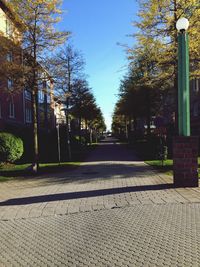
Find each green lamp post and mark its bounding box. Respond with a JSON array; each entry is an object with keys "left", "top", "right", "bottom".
[
  {"left": 176, "top": 17, "right": 190, "bottom": 136},
  {"left": 173, "top": 18, "right": 198, "bottom": 188}
]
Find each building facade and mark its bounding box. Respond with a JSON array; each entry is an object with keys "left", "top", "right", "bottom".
[
  {"left": 0, "top": 0, "right": 56, "bottom": 134},
  {"left": 190, "top": 78, "right": 200, "bottom": 135}
]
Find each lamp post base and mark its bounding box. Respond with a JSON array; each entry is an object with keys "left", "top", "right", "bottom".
[{"left": 173, "top": 136, "right": 199, "bottom": 187}]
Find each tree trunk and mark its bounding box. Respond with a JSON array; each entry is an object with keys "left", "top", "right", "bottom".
[
  {"left": 133, "top": 116, "right": 137, "bottom": 131},
  {"left": 95, "top": 129, "right": 98, "bottom": 143},
  {"left": 89, "top": 128, "right": 92, "bottom": 144},
  {"left": 85, "top": 119, "right": 88, "bottom": 130},
  {"left": 44, "top": 91, "right": 48, "bottom": 130},
  {"left": 146, "top": 88, "right": 151, "bottom": 138},
  {"left": 78, "top": 116, "right": 82, "bottom": 145},
  {"left": 32, "top": 89, "right": 39, "bottom": 173},
  {"left": 125, "top": 117, "right": 128, "bottom": 140},
  {"left": 85, "top": 119, "right": 88, "bottom": 145},
  {"left": 66, "top": 58, "right": 72, "bottom": 159},
  {"left": 66, "top": 97, "right": 71, "bottom": 161}
]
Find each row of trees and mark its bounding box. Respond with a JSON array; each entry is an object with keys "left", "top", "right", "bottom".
[
  {"left": 112, "top": 0, "right": 200, "bottom": 139},
  {"left": 45, "top": 43, "right": 106, "bottom": 161},
  {"left": 0, "top": 0, "right": 105, "bottom": 171},
  {"left": 49, "top": 44, "right": 106, "bottom": 152}
]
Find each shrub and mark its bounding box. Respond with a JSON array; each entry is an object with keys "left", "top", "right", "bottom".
[{"left": 0, "top": 132, "right": 24, "bottom": 163}]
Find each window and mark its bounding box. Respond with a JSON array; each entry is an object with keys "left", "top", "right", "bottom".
[
  {"left": 43, "top": 80, "right": 47, "bottom": 89},
  {"left": 46, "top": 80, "right": 51, "bottom": 104},
  {"left": 9, "top": 102, "right": 15, "bottom": 118},
  {"left": 38, "top": 90, "right": 44, "bottom": 103},
  {"left": 25, "top": 90, "right": 31, "bottom": 100},
  {"left": 25, "top": 108, "right": 32, "bottom": 123},
  {"left": 7, "top": 52, "right": 13, "bottom": 62},
  {"left": 7, "top": 78, "right": 14, "bottom": 90},
  {"left": 192, "top": 78, "right": 200, "bottom": 93},
  {"left": 193, "top": 102, "right": 200, "bottom": 117},
  {"left": 6, "top": 19, "right": 13, "bottom": 37},
  {"left": 196, "top": 79, "right": 200, "bottom": 92},
  {"left": 47, "top": 93, "right": 51, "bottom": 104}
]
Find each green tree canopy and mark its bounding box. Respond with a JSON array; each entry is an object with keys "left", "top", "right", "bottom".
[{"left": 7, "top": 0, "right": 69, "bottom": 172}]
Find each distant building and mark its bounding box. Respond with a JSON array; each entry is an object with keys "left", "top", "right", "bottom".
[
  {"left": 153, "top": 77, "right": 200, "bottom": 138},
  {"left": 54, "top": 98, "right": 66, "bottom": 125}
]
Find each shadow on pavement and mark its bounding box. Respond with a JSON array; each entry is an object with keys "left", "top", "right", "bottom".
[
  {"left": 81, "top": 137, "right": 141, "bottom": 162},
  {"left": 0, "top": 183, "right": 174, "bottom": 206},
  {"left": 22, "top": 163, "right": 160, "bottom": 185},
  {"left": 85, "top": 143, "right": 140, "bottom": 162}
]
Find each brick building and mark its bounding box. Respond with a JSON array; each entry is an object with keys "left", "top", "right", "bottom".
[
  {"left": 0, "top": 0, "right": 58, "bottom": 160},
  {"left": 0, "top": 0, "right": 56, "bottom": 131}
]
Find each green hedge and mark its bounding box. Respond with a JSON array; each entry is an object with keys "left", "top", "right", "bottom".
[{"left": 0, "top": 132, "right": 24, "bottom": 163}]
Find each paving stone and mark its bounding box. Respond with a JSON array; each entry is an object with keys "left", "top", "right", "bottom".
[{"left": 0, "top": 142, "right": 200, "bottom": 265}]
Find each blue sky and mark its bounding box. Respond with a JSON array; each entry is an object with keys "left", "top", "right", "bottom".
[{"left": 60, "top": 0, "right": 138, "bottom": 130}]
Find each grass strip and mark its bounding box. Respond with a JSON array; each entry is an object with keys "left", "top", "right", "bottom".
[
  {"left": 0, "top": 162, "right": 81, "bottom": 182},
  {"left": 146, "top": 158, "right": 200, "bottom": 177},
  {"left": 145, "top": 159, "right": 173, "bottom": 176}
]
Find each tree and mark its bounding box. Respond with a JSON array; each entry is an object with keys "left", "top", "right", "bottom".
[
  {"left": 49, "top": 43, "right": 105, "bottom": 149},
  {"left": 70, "top": 80, "right": 105, "bottom": 144},
  {"left": 130, "top": 0, "right": 200, "bottom": 129},
  {"left": 49, "top": 43, "right": 85, "bottom": 159},
  {"left": 8, "top": 0, "right": 69, "bottom": 172},
  {"left": 113, "top": 52, "right": 163, "bottom": 140},
  {"left": 70, "top": 78, "right": 91, "bottom": 143},
  {"left": 90, "top": 108, "right": 106, "bottom": 143},
  {"left": 52, "top": 43, "right": 85, "bottom": 94},
  {"left": 84, "top": 103, "right": 105, "bottom": 144},
  {"left": 0, "top": 132, "right": 23, "bottom": 163}
]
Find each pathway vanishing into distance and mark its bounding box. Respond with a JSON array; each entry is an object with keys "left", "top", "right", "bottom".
[{"left": 1, "top": 137, "right": 200, "bottom": 266}]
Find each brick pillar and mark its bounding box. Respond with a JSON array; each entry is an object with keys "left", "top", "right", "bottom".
[{"left": 173, "top": 136, "right": 199, "bottom": 187}]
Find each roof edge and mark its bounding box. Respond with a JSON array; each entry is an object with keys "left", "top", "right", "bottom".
[{"left": 0, "top": 0, "right": 23, "bottom": 28}]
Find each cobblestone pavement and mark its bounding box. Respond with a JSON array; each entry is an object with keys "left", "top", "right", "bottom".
[
  {"left": 1, "top": 204, "right": 200, "bottom": 266},
  {"left": 1, "top": 139, "right": 200, "bottom": 266}
]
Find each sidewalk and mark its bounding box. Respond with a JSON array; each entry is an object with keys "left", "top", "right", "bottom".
[{"left": 0, "top": 138, "right": 200, "bottom": 266}]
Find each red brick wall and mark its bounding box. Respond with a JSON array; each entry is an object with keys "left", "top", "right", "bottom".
[
  {"left": 0, "top": 87, "right": 24, "bottom": 129},
  {"left": 173, "top": 136, "right": 199, "bottom": 187}
]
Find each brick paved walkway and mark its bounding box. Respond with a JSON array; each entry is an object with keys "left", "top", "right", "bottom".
[{"left": 1, "top": 138, "right": 200, "bottom": 266}]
